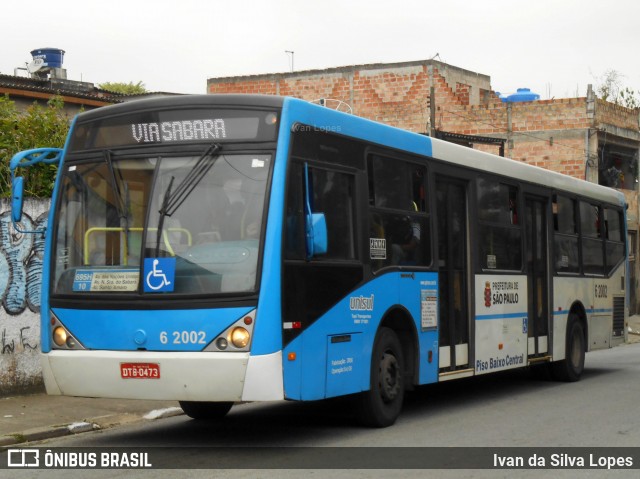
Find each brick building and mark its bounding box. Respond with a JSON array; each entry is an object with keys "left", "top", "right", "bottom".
[{"left": 208, "top": 59, "right": 640, "bottom": 312}]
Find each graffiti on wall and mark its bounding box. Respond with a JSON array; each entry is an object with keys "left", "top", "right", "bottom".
[
  {"left": 0, "top": 210, "right": 47, "bottom": 315},
  {"left": 0, "top": 209, "right": 47, "bottom": 361},
  {"left": 1, "top": 326, "right": 38, "bottom": 355}
]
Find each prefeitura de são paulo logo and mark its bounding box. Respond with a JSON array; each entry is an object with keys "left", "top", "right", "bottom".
[{"left": 484, "top": 281, "right": 492, "bottom": 308}]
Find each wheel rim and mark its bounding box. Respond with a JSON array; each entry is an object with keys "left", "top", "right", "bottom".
[{"left": 379, "top": 350, "right": 400, "bottom": 403}]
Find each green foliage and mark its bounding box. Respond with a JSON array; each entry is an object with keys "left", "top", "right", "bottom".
[
  {"left": 0, "top": 94, "right": 71, "bottom": 198},
  {"left": 98, "top": 81, "right": 148, "bottom": 95}
]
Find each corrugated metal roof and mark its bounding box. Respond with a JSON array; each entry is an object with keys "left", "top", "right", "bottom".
[
  {"left": 0, "top": 74, "right": 182, "bottom": 104},
  {"left": 0, "top": 73, "right": 124, "bottom": 103}
]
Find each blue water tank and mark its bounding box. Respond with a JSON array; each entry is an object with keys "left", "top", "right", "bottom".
[
  {"left": 503, "top": 88, "right": 540, "bottom": 103},
  {"left": 30, "top": 48, "right": 65, "bottom": 69}
]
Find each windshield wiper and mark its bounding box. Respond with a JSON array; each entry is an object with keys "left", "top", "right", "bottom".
[
  {"left": 154, "top": 142, "right": 222, "bottom": 256},
  {"left": 103, "top": 149, "right": 130, "bottom": 255},
  {"left": 155, "top": 176, "right": 175, "bottom": 257}
]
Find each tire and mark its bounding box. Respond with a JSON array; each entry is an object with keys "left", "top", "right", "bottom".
[
  {"left": 551, "top": 315, "right": 585, "bottom": 382},
  {"left": 179, "top": 401, "right": 233, "bottom": 420},
  {"left": 356, "top": 327, "right": 405, "bottom": 427}
]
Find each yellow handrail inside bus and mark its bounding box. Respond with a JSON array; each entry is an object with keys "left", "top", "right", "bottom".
[{"left": 83, "top": 227, "right": 192, "bottom": 265}]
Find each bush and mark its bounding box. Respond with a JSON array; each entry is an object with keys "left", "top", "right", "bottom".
[{"left": 0, "top": 95, "right": 71, "bottom": 198}]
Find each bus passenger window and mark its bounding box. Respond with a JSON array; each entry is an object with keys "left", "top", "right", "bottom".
[
  {"left": 477, "top": 178, "right": 521, "bottom": 270},
  {"left": 604, "top": 207, "right": 625, "bottom": 274},
  {"left": 553, "top": 195, "right": 579, "bottom": 273},
  {"left": 367, "top": 155, "right": 430, "bottom": 269},
  {"left": 580, "top": 201, "right": 604, "bottom": 275},
  {"left": 412, "top": 167, "right": 426, "bottom": 212},
  {"left": 580, "top": 202, "right": 601, "bottom": 238},
  {"left": 553, "top": 195, "right": 577, "bottom": 234}
]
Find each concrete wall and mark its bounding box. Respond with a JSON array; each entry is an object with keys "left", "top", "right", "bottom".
[{"left": 0, "top": 198, "right": 49, "bottom": 395}]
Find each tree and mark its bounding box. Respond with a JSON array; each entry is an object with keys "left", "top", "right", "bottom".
[
  {"left": 0, "top": 95, "right": 71, "bottom": 198},
  {"left": 595, "top": 70, "right": 640, "bottom": 109},
  {"left": 98, "top": 81, "right": 148, "bottom": 95}
]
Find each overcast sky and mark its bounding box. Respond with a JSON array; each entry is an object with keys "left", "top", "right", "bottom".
[{"left": 2, "top": 0, "right": 639, "bottom": 100}]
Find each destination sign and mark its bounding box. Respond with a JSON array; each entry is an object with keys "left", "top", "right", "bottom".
[
  {"left": 131, "top": 118, "right": 230, "bottom": 143},
  {"left": 69, "top": 109, "right": 278, "bottom": 151}
]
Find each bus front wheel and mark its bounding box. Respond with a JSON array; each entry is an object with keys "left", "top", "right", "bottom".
[
  {"left": 551, "top": 315, "right": 585, "bottom": 382},
  {"left": 179, "top": 401, "right": 233, "bottom": 420},
  {"left": 356, "top": 327, "right": 405, "bottom": 427}
]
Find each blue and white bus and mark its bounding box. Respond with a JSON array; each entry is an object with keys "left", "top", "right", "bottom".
[{"left": 11, "top": 95, "right": 628, "bottom": 427}]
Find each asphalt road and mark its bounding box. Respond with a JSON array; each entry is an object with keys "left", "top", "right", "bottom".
[{"left": 4, "top": 342, "right": 640, "bottom": 479}]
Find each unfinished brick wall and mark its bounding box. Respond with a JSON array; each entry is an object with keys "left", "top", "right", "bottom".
[
  {"left": 439, "top": 98, "right": 591, "bottom": 179},
  {"left": 208, "top": 60, "right": 638, "bottom": 185},
  {"left": 596, "top": 99, "right": 639, "bottom": 131},
  {"left": 208, "top": 60, "right": 492, "bottom": 134}
]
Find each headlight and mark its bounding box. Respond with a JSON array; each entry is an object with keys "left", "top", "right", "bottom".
[
  {"left": 49, "top": 313, "right": 85, "bottom": 350},
  {"left": 205, "top": 310, "right": 256, "bottom": 352},
  {"left": 229, "top": 327, "right": 250, "bottom": 349},
  {"left": 52, "top": 327, "right": 68, "bottom": 347}
]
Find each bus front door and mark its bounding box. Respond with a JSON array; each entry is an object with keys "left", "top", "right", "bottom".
[
  {"left": 436, "top": 179, "right": 470, "bottom": 373},
  {"left": 525, "top": 196, "right": 550, "bottom": 359}
]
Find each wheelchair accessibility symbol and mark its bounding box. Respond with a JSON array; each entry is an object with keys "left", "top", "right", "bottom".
[{"left": 143, "top": 258, "right": 176, "bottom": 293}]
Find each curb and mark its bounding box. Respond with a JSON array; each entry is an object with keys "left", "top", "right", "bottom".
[{"left": 0, "top": 407, "right": 184, "bottom": 447}]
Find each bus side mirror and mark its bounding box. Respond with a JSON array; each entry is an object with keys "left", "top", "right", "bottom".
[
  {"left": 306, "top": 212, "right": 327, "bottom": 258},
  {"left": 9, "top": 147, "right": 63, "bottom": 235},
  {"left": 11, "top": 176, "right": 24, "bottom": 224}
]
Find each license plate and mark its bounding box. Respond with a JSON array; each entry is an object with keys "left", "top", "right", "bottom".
[{"left": 120, "top": 362, "right": 160, "bottom": 379}]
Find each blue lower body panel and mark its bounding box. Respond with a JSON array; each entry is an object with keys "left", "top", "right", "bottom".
[{"left": 283, "top": 271, "right": 439, "bottom": 400}]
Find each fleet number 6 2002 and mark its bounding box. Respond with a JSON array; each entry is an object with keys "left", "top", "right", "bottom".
[{"left": 160, "top": 331, "right": 206, "bottom": 345}]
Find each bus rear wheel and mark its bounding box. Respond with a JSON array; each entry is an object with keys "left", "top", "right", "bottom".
[
  {"left": 179, "top": 401, "right": 233, "bottom": 420},
  {"left": 551, "top": 315, "right": 585, "bottom": 382},
  {"left": 356, "top": 327, "right": 404, "bottom": 428}
]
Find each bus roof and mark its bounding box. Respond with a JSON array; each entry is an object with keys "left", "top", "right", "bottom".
[
  {"left": 75, "top": 94, "right": 624, "bottom": 207},
  {"left": 430, "top": 139, "right": 625, "bottom": 207},
  {"left": 282, "top": 96, "right": 626, "bottom": 208},
  {"left": 74, "top": 94, "right": 286, "bottom": 123}
]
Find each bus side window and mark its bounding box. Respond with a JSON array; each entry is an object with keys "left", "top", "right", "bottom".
[
  {"left": 580, "top": 201, "right": 604, "bottom": 275},
  {"left": 367, "top": 155, "right": 430, "bottom": 269},
  {"left": 604, "top": 207, "right": 625, "bottom": 274},
  {"left": 553, "top": 194, "right": 579, "bottom": 273},
  {"left": 476, "top": 178, "right": 521, "bottom": 270},
  {"left": 285, "top": 163, "right": 356, "bottom": 260}
]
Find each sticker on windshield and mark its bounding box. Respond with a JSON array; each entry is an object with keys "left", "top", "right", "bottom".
[
  {"left": 370, "top": 238, "right": 387, "bottom": 260},
  {"left": 73, "top": 269, "right": 139, "bottom": 292},
  {"left": 143, "top": 258, "right": 176, "bottom": 293}
]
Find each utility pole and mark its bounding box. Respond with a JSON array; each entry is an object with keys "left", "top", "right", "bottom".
[
  {"left": 429, "top": 85, "right": 436, "bottom": 138},
  {"left": 428, "top": 64, "right": 436, "bottom": 137},
  {"left": 285, "top": 51, "right": 294, "bottom": 72},
  {"left": 507, "top": 102, "right": 513, "bottom": 158}
]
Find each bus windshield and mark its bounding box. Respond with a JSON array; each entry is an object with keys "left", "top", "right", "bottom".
[{"left": 53, "top": 151, "right": 271, "bottom": 296}]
